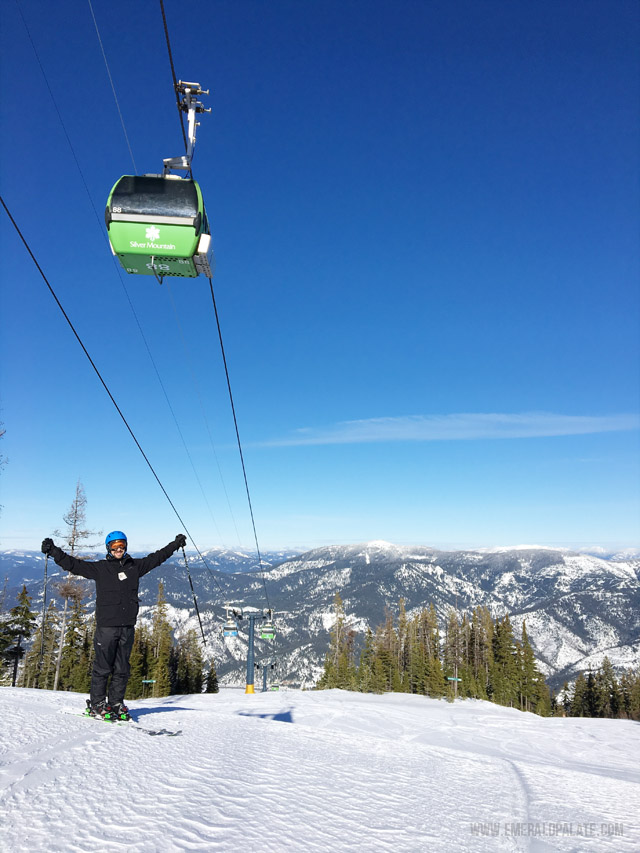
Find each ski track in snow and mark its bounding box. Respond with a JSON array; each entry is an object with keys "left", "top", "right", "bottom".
[{"left": 1, "top": 689, "right": 638, "bottom": 852}]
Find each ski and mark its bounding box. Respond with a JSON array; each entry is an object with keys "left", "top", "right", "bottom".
[
  {"left": 111, "top": 718, "right": 183, "bottom": 737},
  {"left": 62, "top": 709, "right": 183, "bottom": 737},
  {"left": 133, "top": 726, "right": 183, "bottom": 737},
  {"left": 84, "top": 714, "right": 183, "bottom": 737}
]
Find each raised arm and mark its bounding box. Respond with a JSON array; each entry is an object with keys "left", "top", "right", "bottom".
[
  {"left": 41, "top": 538, "right": 98, "bottom": 579},
  {"left": 137, "top": 534, "right": 187, "bottom": 576}
]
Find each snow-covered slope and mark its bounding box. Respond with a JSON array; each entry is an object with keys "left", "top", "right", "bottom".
[{"left": 0, "top": 687, "right": 638, "bottom": 852}]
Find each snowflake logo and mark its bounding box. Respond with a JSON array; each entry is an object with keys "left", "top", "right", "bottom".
[{"left": 146, "top": 226, "right": 160, "bottom": 241}]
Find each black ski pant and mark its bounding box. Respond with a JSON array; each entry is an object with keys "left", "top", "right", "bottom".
[{"left": 91, "top": 625, "right": 135, "bottom": 707}]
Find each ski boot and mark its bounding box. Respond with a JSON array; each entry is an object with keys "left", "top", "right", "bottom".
[
  {"left": 84, "top": 699, "right": 115, "bottom": 721},
  {"left": 110, "top": 701, "right": 132, "bottom": 722}
]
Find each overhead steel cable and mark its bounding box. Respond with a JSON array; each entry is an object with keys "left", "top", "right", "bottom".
[
  {"left": 180, "top": 547, "right": 206, "bottom": 646},
  {"left": 164, "top": 279, "right": 244, "bottom": 546},
  {"left": 207, "top": 278, "right": 272, "bottom": 611},
  {"left": 14, "top": 0, "right": 107, "bottom": 212},
  {"left": 159, "top": 0, "right": 188, "bottom": 154},
  {"left": 17, "top": 0, "right": 240, "bottom": 583},
  {"left": 158, "top": 3, "right": 275, "bottom": 616},
  {"left": 0, "top": 196, "right": 228, "bottom": 617},
  {"left": 126, "top": 287, "right": 233, "bottom": 551},
  {"left": 84, "top": 0, "right": 240, "bottom": 555},
  {"left": 86, "top": 0, "right": 138, "bottom": 173}
]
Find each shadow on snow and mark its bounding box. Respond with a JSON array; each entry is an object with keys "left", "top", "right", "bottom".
[
  {"left": 130, "top": 705, "right": 194, "bottom": 721},
  {"left": 236, "top": 708, "right": 294, "bottom": 724}
]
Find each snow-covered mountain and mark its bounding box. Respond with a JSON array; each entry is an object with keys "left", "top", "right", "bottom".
[
  {"left": 2, "top": 542, "right": 639, "bottom": 689},
  {"left": 0, "top": 546, "right": 300, "bottom": 579}
]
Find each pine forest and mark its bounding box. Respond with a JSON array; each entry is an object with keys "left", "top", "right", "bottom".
[
  {"left": 3, "top": 583, "right": 640, "bottom": 720},
  {"left": 315, "top": 594, "right": 640, "bottom": 720},
  {"left": 0, "top": 581, "right": 218, "bottom": 697}
]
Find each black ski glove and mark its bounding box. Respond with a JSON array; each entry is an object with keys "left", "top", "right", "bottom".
[
  {"left": 174, "top": 533, "right": 187, "bottom": 549},
  {"left": 41, "top": 538, "right": 54, "bottom": 555}
]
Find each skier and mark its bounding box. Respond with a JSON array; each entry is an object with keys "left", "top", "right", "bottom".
[{"left": 41, "top": 530, "right": 187, "bottom": 721}]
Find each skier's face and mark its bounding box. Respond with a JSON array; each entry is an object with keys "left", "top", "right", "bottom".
[{"left": 109, "top": 541, "right": 126, "bottom": 556}]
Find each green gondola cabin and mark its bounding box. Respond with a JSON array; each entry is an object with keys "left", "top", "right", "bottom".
[
  {"left": 105, "top": 174, "right": 214, "bottom": 278},
  {"left": 260, "top": 622, "right": 276, "bottom": 640}
]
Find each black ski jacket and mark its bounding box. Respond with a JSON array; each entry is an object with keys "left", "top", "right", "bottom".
[{"left": 48, "top": 539, "right": 180, "bottom": 627}]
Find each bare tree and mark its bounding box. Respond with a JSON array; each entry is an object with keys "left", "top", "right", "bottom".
[
  {"left": 52, "top": 577, "right": 89, "bottom": 691},
  {"left": 47, "top": 481, "right": 99, "bottom": 690},
  {"left": 53, "top": 480, "right": 101, "bottom": 556}
]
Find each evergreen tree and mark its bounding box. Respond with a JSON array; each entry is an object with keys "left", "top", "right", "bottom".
[
  {"left": 151, "top": 582, "right": 173, "bottom": 697},
  {"left": 420, "top": 605, "right": 446, "bottom": 697},
  {"left": 619, "top": 670, "right": 635, "bottom": 720},
  {"left": 382, "top": 608, "right": 404, "bottom": 692},
  {"left": 7, "top": 585, "right": 37, "bottom": 641},
  {"left": 628, "top": 668, "right": 640, "bottom": 721},
  {"left": 443, "top": 609, "right": 463, "bottom": 698},
  {"left": 489, "top": 615, "right": 518, "bottom": 707},
  {"left": 205, "top": 658, "right": 219, "bottom": 694},
  {"left": 584, "top": 670, "right": 601, "bottom": 717},
  {"left": 476, "top": 606, "right": 494, "bottom": 697},
  {"left": 40, "top": 602, "right": 61, "bottom": 690},
  {"left": 183, "top": 629, "right": 204, "bottom": 694},
  {"left": 357, "top": 628, "right": 376, "bottom": 692},
  {"left": 316, "top": 598, "right": 552, "bottom": 716},
  {"left": 596, "top": 657, "right": 621, "bottom": 718},
  {"left": 369, "top": 613, "right": 399, "bottom": 693},
  {"left": 360, "top": 625, "right": 390, "bottom": 694},
  {"left": 20, "top": 601, "right": 60, "bottom": 689},
  {"left": 0, "top": 613, "right": 14, "bottom": 683},
  {"left": 569, "top": 664, "right": 639, "bottom": 721},
  {"left": 370, "top": 651, "right": 388, "bottom": 694},
  {"left": 0, "top": 612, "right": 11, "bottom": 666},
  {"left": 58, "top": 595, "right": 88, "bottom": 691},
  {"left": 395, "top": 599, "right": 410, "bottom": 691},
  {"left": 169, "top": 645, "right": 181, "bottom": 694},
  {"left": 535, "top": 682, "right": 553, "bottom": 717},
  {"left": 559, "top": 681, "right": 571, "bottom": 717},
  {"left": 70, "top": 620, "right": 93, "bottom": 693},
  {"left": 169, "top": 631, "right": 204, "bottom": 695},
  {"left": 1, "top": 631, "right": 11, "bottom": 686},
  {"left": 317, "top": 594, "right": 357, "bottom": 690},
  {"left": 518, "top": 622, "right": 539, "bottom": 713},
  {"left": 571, "top": 672, "right": 588, "bottom": 716},
  {"left": 52, "top": 577, "right": 88, "bottom": 691},
  {"left": 405, "top": 615, "right": 424, "bottom": 694},
  {"left": 424, "top": 653, "right": 447, "bottom": 699},
  {"left": 455, "top": 615, "right": 475, "bottom": 698},
  {"left": 127, "top": 624, "right": 151, "bottom": 699},
  {"left": 1, "top": 586, "right": 36, "bottom": 686}
]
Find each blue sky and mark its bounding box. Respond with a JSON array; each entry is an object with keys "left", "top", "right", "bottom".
[{"left": 1, "top": 0, "right": 638, "bottom": 553}]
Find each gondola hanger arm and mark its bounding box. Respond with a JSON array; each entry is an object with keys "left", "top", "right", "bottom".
[{"left": 163, "top": 81, "right": 211, "bottom": 174}]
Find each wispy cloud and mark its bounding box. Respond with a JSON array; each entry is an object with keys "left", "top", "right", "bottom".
[{"left": 257, "top": 412, "right": 640, "bottom": 447}]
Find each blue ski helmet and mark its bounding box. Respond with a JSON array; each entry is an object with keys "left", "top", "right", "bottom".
[{"left": 105, "top": 531, "right": 128, "bottom": 552}]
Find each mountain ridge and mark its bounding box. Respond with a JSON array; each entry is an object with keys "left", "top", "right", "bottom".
[{"left": 2, "top": 543, "right": 638, "bottom": 689}]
